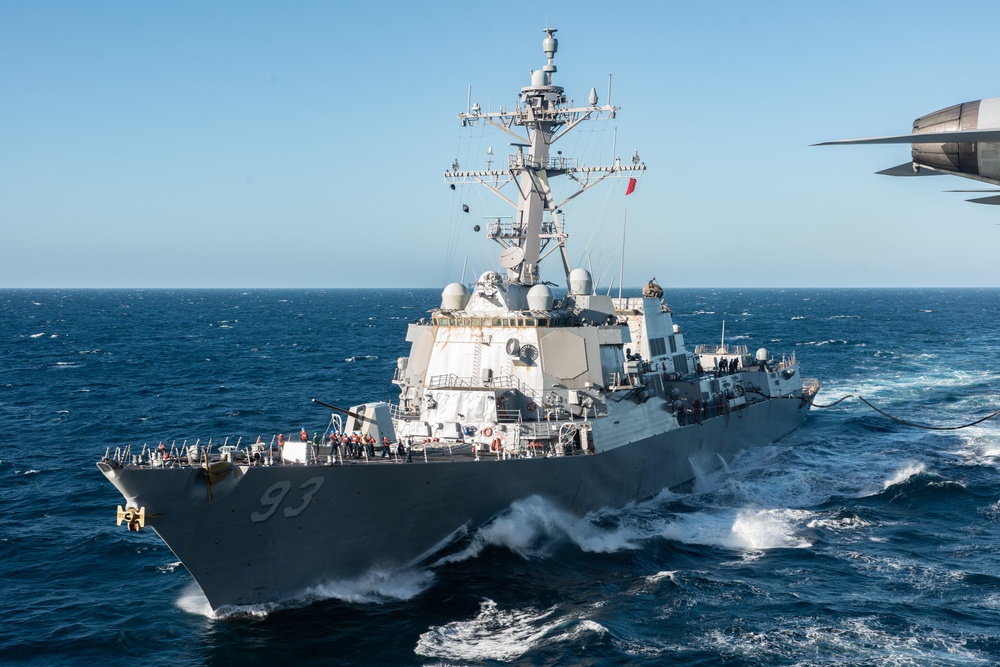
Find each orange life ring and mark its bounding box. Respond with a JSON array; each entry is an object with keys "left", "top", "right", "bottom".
[
  {"left": 526, "top": 401, "right": 537, "bottom": 412},
  {"left": 482, "top": 427, "right": 493, "bottom": 437}
]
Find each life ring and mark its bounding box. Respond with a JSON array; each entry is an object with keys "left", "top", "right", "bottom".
[
  {"left": 526, "top": 401, "right": 537, "bottom": 412},
  {"left": 482, "top": 427, "right": 493, "bottom": 437}
]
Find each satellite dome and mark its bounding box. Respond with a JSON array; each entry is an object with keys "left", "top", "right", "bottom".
[
  {"left": 526, "top": 284, "right": 554, "bottom": 311},
  {"left": 441, "top": 282, "right": 470, "bottom": 310},
  {"left": 568, "top": 268, "right": 593, "bottom": 295},
  {"left": 755, "top": 348, "right": 769, "bottom": 362}
]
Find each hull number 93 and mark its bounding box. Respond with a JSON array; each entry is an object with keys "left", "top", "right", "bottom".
[{"left": 250, "top": 477, "right": 325, "bottom": 523}]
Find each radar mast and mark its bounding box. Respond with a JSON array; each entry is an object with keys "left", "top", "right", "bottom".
[{"left": 446, "top": 28, "right": 646, "bottom": 287}]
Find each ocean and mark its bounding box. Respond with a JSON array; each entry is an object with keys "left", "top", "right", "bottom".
[{"left": 2, "top": 287, "right": 1000, "bottom": 666}]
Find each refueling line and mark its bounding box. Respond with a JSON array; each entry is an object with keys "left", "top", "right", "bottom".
[{"left": 752, "top": 390, "right": 1000, "bottom": 431}]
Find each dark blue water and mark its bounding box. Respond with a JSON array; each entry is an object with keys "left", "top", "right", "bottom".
[{"left": 3, "top": 288, "right": 1000, "bottom": 666}]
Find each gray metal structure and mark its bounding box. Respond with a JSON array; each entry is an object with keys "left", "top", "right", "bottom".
[
  {"left": 817, "top": 97, "right": 1000, "bottom": 204},
  {"left": 99, "top": 29, "right": 819, "bottom": 612}
]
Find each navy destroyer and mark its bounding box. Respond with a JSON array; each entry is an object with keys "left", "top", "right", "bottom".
[{"left": 99, "top": 28, "right": 819, "bottom": 612}]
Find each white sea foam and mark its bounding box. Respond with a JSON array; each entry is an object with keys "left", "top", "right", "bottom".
[
  {"left": 434, "top": 496, "right": 642, "bottom": 566},
  {"left": 702, "top": 614, "right": 987, "bottom": 665},
  {"left": 156, "top": 561, "right": 182, "bottom": 573},
  {"left": 952, "top": 427, "right": 1000, "bottom": 465},
  {"left": 304, "top": 566, "right": 435, "bottom": 604},
  {"left": 414, "top": 598, "right": 607, "bottom": 662},
  {"left": 800, "top": 338, "right": 848, "bottom": 346},
  {"left": 661, "top": 508, "right": 814, "bottom": 550},
  {"left": 178, "top": 566, "right": 436, "bottom": 619},
  {"left": 883, "top": 461, "right": 926, "bottom": 490},
  {"left": 29, "top": 332, "right": 44, "bottom": 338},
  {"left": 847, "top": 368, "right": 1000, "bottom": 403},
  {"left": 806, "top": 514, "right": 871, "bottom": 532},
  {"left": 843, "top": 551, "right": 966, "bottom": 594},
  {"left": 644, "top": 570, "right": 679, "bottom": 585},
  {"left": 176, "top": 583, "right": 218, "bottom": 618}
]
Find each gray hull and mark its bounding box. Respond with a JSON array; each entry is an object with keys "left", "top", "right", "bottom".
[{"left": 98, "top": 396, "right": 810, "bottom": 610}]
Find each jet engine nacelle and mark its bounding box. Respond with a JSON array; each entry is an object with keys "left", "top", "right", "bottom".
[
  {"left": 817, "top": 97, "right": 1000, "bottom": 204},
  {"left": 909, "top": 98, "right": 1000, "bottom": 180}
]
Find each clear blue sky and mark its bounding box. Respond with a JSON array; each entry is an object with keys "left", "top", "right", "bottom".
[{"left": 3, "top": 1, "right": 999, "bottom": 289}]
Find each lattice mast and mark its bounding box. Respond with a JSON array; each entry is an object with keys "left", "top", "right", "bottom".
[{"left": 445, "top": 28, "right": 646, "bottom": 287}]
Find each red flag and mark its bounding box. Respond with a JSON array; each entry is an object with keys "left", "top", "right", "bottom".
[{"left": 625, "top": 178, "right": 637, "bottom": 196}]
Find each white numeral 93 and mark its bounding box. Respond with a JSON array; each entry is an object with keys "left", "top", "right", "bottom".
[{"left": 250, "top": 477, "right": 325, "bottom": 523}]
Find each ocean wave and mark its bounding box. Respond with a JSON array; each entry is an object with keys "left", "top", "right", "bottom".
[
  {"left": 183, "top": 566, "right": 438, "bottom": 619},
  {"left": 433, "top": 495, "right": 643, "bottom": 566},
  {"left": 702, "top": 614, "right": 987, "bottom": 665},
  {"left": 883, "top": 462, "right": 927, "bottom": 490},
  {"left": 643, "top": 570, "right": 680, "bottom": 585},
  {"left": 344, "top": 355, "right": 380, "bottom": 362},
  {"left": 302, "top": 566, "right": 435, "bottom": 605},
  {"left": 414, "top": 598, "right": 607, "bottom": 662},
  {"left": 660, "top": 507, "right": 815, "bottom": 550},
  {"left": 954, "top": 429, "right": 1000, "bottom": 464}
]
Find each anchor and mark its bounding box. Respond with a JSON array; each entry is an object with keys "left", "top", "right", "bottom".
[{"left": 116, "top": 505, "right": 146, "bottom": 531}]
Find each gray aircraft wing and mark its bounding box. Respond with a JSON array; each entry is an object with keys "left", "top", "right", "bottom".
[
  {"left": 943, "top": 189, "right": 1000, "bottom": 205},
  {"left": 875, "top": 162, "right": 944, "bottom": 177},
  {"left": 814, "top": 128, "right": 1000, "bottom": 145}
]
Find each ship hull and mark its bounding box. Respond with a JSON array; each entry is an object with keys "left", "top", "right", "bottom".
[{"left": 99, "top": 396, "right": 810, "bottom": 611}]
